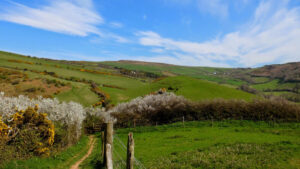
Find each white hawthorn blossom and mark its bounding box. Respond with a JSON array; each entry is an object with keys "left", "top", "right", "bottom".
[
  {"left": 108, "top": 92, "right": 188, "bottom": 116},
  {"left": 0, "top": 92, "right": 86, "bottom": 137}
]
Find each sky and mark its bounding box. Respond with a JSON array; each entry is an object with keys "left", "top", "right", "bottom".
[{"left": 0, "top": 0, "right": 300, "bottom": 68}]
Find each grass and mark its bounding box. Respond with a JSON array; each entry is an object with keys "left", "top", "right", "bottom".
[
  {"left": 1, "top": 136, "right": 90, "bottom": 169},
  {"left": 114, "top": 121, "right": 300, "bottom": 169},
  {"left": 251, "top": 79, "right": 281, "bottom": 90},
  {"left": 0, "top": 51, "right": 255, "bottom": 106},
  {"left": 150, "top": 76, "right": 255, "bottom": 101},
  {"left": 56, "top": 85, "right": 99, "bottom": 107},
  {"left": 79, "top": 133, "right": 102, "bottom": 169},
  {"left": 101, "top": 61, "right": 245, "bottom": 86}
]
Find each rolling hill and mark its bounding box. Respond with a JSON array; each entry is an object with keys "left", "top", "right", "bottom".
[
  {"left": 0, "top": 51, "right": 256, "bottom": 107},
  {"left": 100, "top": 60, "right": 300, "bottom": 103}
]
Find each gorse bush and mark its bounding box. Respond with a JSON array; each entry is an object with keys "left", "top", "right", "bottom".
[
  {"left": 0, "top": 106, "right": 55, "bottom": 163},
  {"left": 0, "top": 92, "right": 85, "bottom": 140},
  {"left": 110, "top": 92, "right": 300, "bottom": 127}
]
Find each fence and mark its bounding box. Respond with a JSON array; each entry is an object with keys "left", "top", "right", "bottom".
[{"left": 101, "top": 121, "right": 146, "bottom": 169}]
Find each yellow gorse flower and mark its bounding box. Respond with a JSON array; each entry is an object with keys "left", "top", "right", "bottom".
[{"left": 7, "top": 107, "right": 55, "bottom": 156}]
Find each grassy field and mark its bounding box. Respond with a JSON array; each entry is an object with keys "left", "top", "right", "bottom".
[
  {"left": 150, "top": 76, "right": 255, "bottom": 101},
  {"left": 2, "top": 136, "right": 90, "bottom": 169},
  {"left": 2, "top": 121, "right": 299, "bottom": 169},
  {"left": 101, "top": 60, "right": 299, "bottom": 103},
  {"left": 0, "top": 51, "right": 255, "bottom": 106},
  {"left": 112, "top": 121, "right": 300, "bottom": 169},
  {"left": 101, "top": 61, "right": 245, "bottom": 86}
]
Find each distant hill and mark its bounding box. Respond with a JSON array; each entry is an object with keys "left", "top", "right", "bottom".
[
  {"left": 101, "top": 60, "right": 300, "bottom": 103},
  {"left": 251, "top": 62, "right": 300, "bottom": 82},
  {"left": 0, "top": 51, "right": 257, "bottom": 106}
]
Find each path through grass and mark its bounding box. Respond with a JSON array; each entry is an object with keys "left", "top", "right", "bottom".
[{"left": 2, "top": 136, "right": 91, "bottom": 169}]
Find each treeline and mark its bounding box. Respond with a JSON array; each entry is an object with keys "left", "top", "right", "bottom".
[{"left": 108, "top": 92, "right": 300, "bottom": 127}]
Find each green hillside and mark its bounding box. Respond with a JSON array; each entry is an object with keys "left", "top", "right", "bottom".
[
  {"left": 0, "top": 51, "right": 255, "bottom": 106},
  {"left": 101, "top": 60, "right": 300, "bottom": 103},
  {"left": 150, "top": 76, "right": 254, "bottom": 101}
]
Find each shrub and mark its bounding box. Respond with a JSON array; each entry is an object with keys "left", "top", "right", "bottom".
[
  {"left": 0, "top": 92, "right": 86, "bottom": 143},
  {"left": 24, "top": 87, "right": 37, "bottom": 93},
  {"left": 0, "top": 106, "right": 55, "bottom": 163},
  {"left": 109, "top": 92, "right": 300, "bottom": 127}
]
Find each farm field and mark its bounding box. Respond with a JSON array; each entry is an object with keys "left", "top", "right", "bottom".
[
  {"left": 3, "top": 121, "right": 299, "bottom": 169},
  {"left": 101, "top": 60, "right": 300, "bottom": 102},
  {"left": 113, "top": 121, "right": 300, "bottom": 169},
  {"left": 0, "top": 50, "right": 299, "bottom": 169},
  {"left": 1, "top": 1, "right": 300, "bottom": 168},
  {"left": 0, "top": 51, "right": 255, "bottom": 105}
]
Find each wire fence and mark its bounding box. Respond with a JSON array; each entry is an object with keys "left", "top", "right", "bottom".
[{"left": 113, "top": 134, "right": 147, "bottom": 169}]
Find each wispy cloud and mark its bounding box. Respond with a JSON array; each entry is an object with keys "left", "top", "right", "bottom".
[
  {"left": 109, "top": 22, "right": 123, "bottom": 28},
  {"left": 0, "top": 0, "right": 128, "bottom": 42},
  {"left": 0, "top": 0, "right": 103, "bottom": 36},
  {"left": 197, "top": 0, "right": 228, "bottom": 18},
  {"left": 136, "top": 0, "right": 300, "bottom": 67}
]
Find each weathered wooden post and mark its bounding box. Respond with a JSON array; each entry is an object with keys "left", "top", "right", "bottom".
[
  {"left": 106, "top": 144, "right": 113, "bottom": 169},
  {"left": 101, "top": 131, "right": 105, "bottom": 158},
  {"left": 105, "top": 121, "right": 113, "bottom": 169},
  {"left": 126, "top": 132, "right": 134, "bottom": 169}
]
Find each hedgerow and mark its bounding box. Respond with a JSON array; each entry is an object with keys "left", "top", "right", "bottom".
[{"left": 109, "top": 92, "right": 300, "bottom": 127}]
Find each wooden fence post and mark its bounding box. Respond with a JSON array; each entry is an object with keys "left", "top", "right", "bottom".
[
  {"left": 105, "top": 121, "right": 113, "bottom": 169},
  {"left": 101, "top": 131, "right": 105, "bottom": 158},
  {"left": 126, "top": 132, "right": 134, "bottom": 169},
  {"left": 106, "top": 144, "right": 113, "bottom": 169}
]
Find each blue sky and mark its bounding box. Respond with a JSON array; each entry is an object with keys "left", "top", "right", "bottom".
[{"left": 0, "top": 0, "right": 299, "bottom": 67}]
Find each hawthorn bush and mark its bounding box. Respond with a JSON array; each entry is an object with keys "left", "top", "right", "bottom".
[{"left": 109, "top": 92, "right": 300, "bottom": 127}]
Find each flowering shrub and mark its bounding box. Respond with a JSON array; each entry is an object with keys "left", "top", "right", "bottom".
[
  {"left": 109, "top": 92, "right": 300, "bottom": 127},
  {"left": 0, "top": 92, "right": 85, "bottom": 140},
  {"left": 108, "top": 92, "right": 190, "bottom": 126},
  {"left": 0, "top": 116, "right": 10, "bottom": 140},
  {"left": 9, "top": 106, "right": 55, "bottom": 155}
]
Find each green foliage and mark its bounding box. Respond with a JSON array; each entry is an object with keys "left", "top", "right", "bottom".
[
  {"left": 0, "top": 106, "right": 55, "bottom": 164},
  {"left": 113, "top": 94, "right": 300, "bottom": 127}
]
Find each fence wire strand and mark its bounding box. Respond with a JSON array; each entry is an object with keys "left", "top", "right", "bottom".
[{"left": 113, "top": 134, "right": 147, "bottom": 169}]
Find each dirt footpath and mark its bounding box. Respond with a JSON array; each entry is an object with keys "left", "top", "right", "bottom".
[{"left": 70, "top": 135, "right": 96, "bottom": 169}]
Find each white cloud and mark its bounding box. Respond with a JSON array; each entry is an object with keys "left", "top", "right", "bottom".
[
  {"left": 197, "top": 0, "right": 228, "bottom": 18},
  {"left": 0, "top": 0, "right": 129, "bottom": 42},
  {"left": 164, "top": 0, "right": 229, "bottom": 18},
  {"left": 136, "top": 1, "right": 300, "bottom": 67},
  {"left": 109, "top": 22, "right": 123, "bottom": 28},
  {"left": 151, "top": 48, "right": 165, "bottom": 53},
  {"left": 0, "top": 0, "right": 103, "bottom": 36}
]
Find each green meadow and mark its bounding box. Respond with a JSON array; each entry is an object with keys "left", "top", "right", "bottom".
[
  {"left": 3, "top": 121, "right": 299, "bottom": 169},
  {"left": 0, "top": 51, "right": 255, "bottom": 105},
  {"left": 112, "top": 121, "right": 300, "bottom": 169},
  {"left": 0, "top": 51, "right": 299, "bottom": 169}
]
